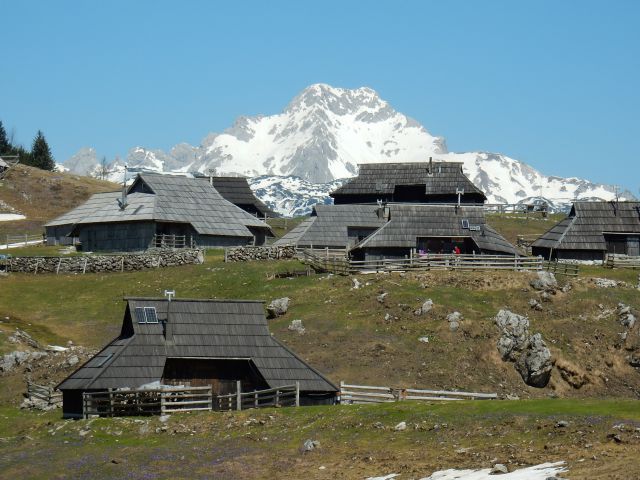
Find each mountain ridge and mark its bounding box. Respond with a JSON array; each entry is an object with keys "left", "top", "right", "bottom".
[{"left": 63, "top": 83, "right": 634, "bottom": 216}]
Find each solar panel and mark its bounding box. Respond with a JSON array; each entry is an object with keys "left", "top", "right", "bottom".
[
  {"left": 144, "top": 307, "right": 158, "bottom": 324},
  {"left": 134, "top": 307, "right": 147, "bottom": 323}
]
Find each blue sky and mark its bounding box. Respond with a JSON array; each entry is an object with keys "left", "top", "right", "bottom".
[{"left": 2, "top": 1, "right": 639, "bottom": 192}]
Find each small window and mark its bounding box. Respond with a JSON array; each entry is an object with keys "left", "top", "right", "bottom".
[
  {"left": 461, "top": 219, "right": 469, "bottom": 229},
  {"left": 144, "top": 307, "right": 158, "bottom": 324}
]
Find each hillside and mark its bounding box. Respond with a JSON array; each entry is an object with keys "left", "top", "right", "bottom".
[
  {"left": 1, "top": 252, "right": 638, "bottom": 402},
  {"left": 0, "top": 164, "right": 118, "bottom": 238}
]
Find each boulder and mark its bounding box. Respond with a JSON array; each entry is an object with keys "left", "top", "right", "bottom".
[
  {"left": 267, "top": 297, "right": 290, "bottom": 319},
  {"left": 515, "top": 334, "right": 553, "bottom": 388},
  {"left": 303, "top": 439, "right": 320, "bottom": 452},
  {"left": 415, "top": 299, "right": 433, "bottom": 316},
  {"left": 288, "top": 319, "right": 305, "bottom": 334},
  {"left": 376, "top": 292, "right": 388, "bottom": 304},
  {"left": 494, "top": 310, "right": 530, "bottom": 361},
  {"left": 528, "top": 299, "right": 543, "bottom": 311},
  {"left": 529, "top": 271, "right": 557, "bottom": 291}
]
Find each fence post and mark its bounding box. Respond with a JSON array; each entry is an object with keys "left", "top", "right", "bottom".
[
  {"left": 24, "top": 233, "right": 28, "bottom": 246},
  {"left": 109, "top": 389, "right": 114, "bottom": 417},
  {"left": 161, "top": 391, "right": 166, "bottom": 414},
  {"left": 56, "top": 257, "right": 62, "bottom": 275},
  {"left": 83, "top": 393, "right": 87, "bottom": 419},
  {"left": 236, "top": 380, "right": 242, "bottom": 411},
  {"left": 121, "top": 256, "right": 124, "bottom": 272},
  {"left": 82, "top": 257, "right": 88, "bottom": 274},
  {"left": 275, "top": 389, "right": 280, "bottom": 407},
  {"left": 295, "top": 381, "right": 300, "bottom": 407}
]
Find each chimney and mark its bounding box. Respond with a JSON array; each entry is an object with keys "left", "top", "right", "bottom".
[
  {"left": 164, "top": 290, "right": 175, "bottom": 343},
  {"left": 117, "top": 165, "right": 129, "bottom": 210},
  {"left": 427, "top": 157, "right": 433, "bottom": 175}
]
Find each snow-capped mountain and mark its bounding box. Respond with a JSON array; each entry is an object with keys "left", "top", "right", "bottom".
[{"left": 65, "top": 83, "right": 634, "bottom": 216}]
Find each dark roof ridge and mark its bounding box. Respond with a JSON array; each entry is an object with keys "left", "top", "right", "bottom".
[{"left": 124, "top": 297, "right": 265, "bottom": 304}]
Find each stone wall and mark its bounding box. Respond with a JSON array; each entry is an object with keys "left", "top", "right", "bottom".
[
  {"left": 7, "top": 249, "right": 204, "bottom": 274},
  {"left": 224, "top": 245, "right": 297, "bottom": 262}
]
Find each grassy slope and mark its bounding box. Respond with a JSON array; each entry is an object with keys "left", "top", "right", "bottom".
[
  {"left": 0, "top": 164, "right": 117, "bottom": 238},
  {"left": 0, "top": 400, "right": 639, "bottom": 479},
  {"left": 485, "top": 212, "right": 565, "bottom": 246},
  {"left": 1, "top": 251, "right": 639, "bottom": 404}
]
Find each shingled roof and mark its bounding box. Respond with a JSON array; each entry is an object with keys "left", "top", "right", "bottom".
[
  {"left": 330, "top": 161, "right": 486, "bottom": 201},
  {"left": 206, "top": 177, "right": 277, "bottom": 217},
  {"left": 58, "top": 173, "right": 272, "bottom": 239},
  {"left": 273, "top": 204, "right": 387, "bottom": 248},
  {"left": 353, "top": 204, "right": 518, "bottom": 255},
  {"left": 532, "top": 201, "right": 640, "bottom": 251},
  {"left": 58, "top": 298, "right": 337, "bottom": 393}
]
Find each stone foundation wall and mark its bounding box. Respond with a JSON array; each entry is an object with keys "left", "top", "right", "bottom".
[
  {"left": 224, "top": 245, "right": 297, "bottom": 262},
  {"left": 7, "top": 249, "right": 204, "bottom": 274}
]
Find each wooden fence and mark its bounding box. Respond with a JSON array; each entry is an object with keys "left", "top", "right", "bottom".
[
  {"left": 27, "top": 382, "right": 62, "bottom": 408},
  {"left": 3, "top": 233, "right": 43, "bottom": 248},
  {"left": 544, "top": 261, "right": 580, "bottom": 276},
  {"left": 606, "top": 254, "right": 640, "bottom": 269},
  {"left": 339, "top": 382, "right": 498, "bottom": 404},
  {"left": 82, "top": 383, "right": 300, "bottom": 418},
  {"left": 214, "top": 382, "right": 299, "bottom": 411},
  {"left": 151, "top": 234, "right": 195, "bottom": 249},
  {"left": 299, "top": 249, "right": 545, "bottom": 275}
]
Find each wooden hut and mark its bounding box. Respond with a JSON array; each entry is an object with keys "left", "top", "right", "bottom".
[
  {"left": 202, "top": 176, "right": 277, "bottom": 218},
  {"left": 47, "top": 173, "right": 273, "bottom": 251},
  {"left": 45, "top": 191, "right": 120, "bottom": 246},
  {"left": 57, "top": 298, "right": 338, "bottom": 418},
  {"left": 330, "top": 160, "right": 486, "bottom": 205},
  {"left": 532, "top": 201, "right": 640, "bottom": 261},
  {"left": 275, "top": 203, "right": 517, "bottom": 259}
]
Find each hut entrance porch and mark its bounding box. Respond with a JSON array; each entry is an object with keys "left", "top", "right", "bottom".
[
  {"left": 604, "top": 233, "right": 639, "bottom": 256},
  {"left": 416, "top": 236, "right": 476, "bottom": 255},
  {"left": 161, "top": 358, "right": 268, "bottom": 395}
]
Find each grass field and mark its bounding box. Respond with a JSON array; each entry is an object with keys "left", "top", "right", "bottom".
[{"left": 0, "top": 399, "right": 638, "bottom": 479}]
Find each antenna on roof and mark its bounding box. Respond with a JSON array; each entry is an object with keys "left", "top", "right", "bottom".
[
  {"left": 117, "top": 165, "right": 128, "bottom": 210},
  {"left": 164, "top": 290, "right": 175, "bottom": 302},
  {"left": 208, "top": 168, "right": 216, "bottom": 186},
  {"left": 456, "top": 188, "right": 464, "bottom": 207}
]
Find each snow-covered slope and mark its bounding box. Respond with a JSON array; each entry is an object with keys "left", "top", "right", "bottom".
[{"left": 65, "top": 83, "right": 634, "bottom": 216}]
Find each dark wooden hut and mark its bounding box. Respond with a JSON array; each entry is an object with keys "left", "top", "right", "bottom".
[
  {"left": 57, "top": 298, "right": 338, "bottom": 418},
  {"left": 330, "top": 160, "right": 486, "bottom": 205},
  {"left": 275, "top": 203, "right": 517, "bottom": 259},
  {"left": 532, "top": 201, "right": 640, "bottom": 261},
  {"left": 47, "top": 173, "right": 273, "bottom": 251},
  {"left": 196, "top": 176, "right": 277, "bottom": 218}
]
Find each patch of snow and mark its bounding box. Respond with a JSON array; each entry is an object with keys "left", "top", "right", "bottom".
[
  {"left": 370, "top": 462, "right": 567, "bottom": 480},
  {"left": 0, "top": 214, "right": 26, "bottom": 222}
]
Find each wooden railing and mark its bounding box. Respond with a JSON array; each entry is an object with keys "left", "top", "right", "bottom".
[
  {"left": 3, "top": 234, "right": 43, "bottom": 248},
  {"left": 27, "top": 382, "right": 62, "bottom": 408},
  {"left": 299, "top": 250, "right": 545, "bottom": 275},
  {"left": 544, "top": 261, "right": 580, "bottom": 276},
  {"left": 151, "top": 234, "right": 195, "bottom": 249},
  {"left": 214, "top": 382, "right": 299, "bottom": 411},
  {"left": 339, "top": 382, "right": 497, "bottom": 404},
  {"left": 82, "top": 383, "right": 300, "bottom": 418},
  {"left": 606, "top": 254, "right": 640, "bottom": 269}
]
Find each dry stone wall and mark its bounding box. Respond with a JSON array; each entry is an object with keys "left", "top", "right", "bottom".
[
  {"left": 7, "top": 249, "right": 204, "bottom": 274},
  {"left": 224, "top": 245, "right": 297, "bottom": 262}
]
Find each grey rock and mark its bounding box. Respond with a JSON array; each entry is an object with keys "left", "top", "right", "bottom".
[
  {"left": 415, "top": 299, "right": 433, "bottom": 316},
  {"left": 351, "top": 278, "right": 362, "bottom": 290},
  {"left": 267, "top": 297, "right": 290, "bottom": 319},
  {"left": 515, "top": 333, "right": 553, "bottom": 388},
  {"left": 159, "top": 415, "right": 171, "bottom": 423},
  {"left": 555, "top": 420, "right": 569, "bottom": 428},
  {"left": 529, "top": 299, "right": 543, "bottom": 311},
  {"left": 540, "top": 291, "right": 552, "bottom": 302},
  {"left": 394, "top": 421, "right": 407, "bottom": 431},
  {"left": 594, "top": 278, "right": 619, "bottom": 288},
  {"left": 66, "top": 355, "right": 79, "bottom": 367},
  {"left": 376, "top": 292, "right": 388, "bottom": 303},
  {"left": 448, "top": 321, "right": 460, "bottom": 332},
  {"left": 530, "top": 271, "right": 558, "bottom": 291},
  {"left": 490, "top": 463, "right": 508, "bottom": 474},
  {"left": 287, "top": 319, "right": 305, "bottom": 334},
  {"left": 494, "top": 310, "right": 530, "bottom": 361},
  {"left": 303, "top": 439, "right": 320, "bottom": 452},
  {"left": 446, "top": 311, "right": 463, "bottom": 323}
]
